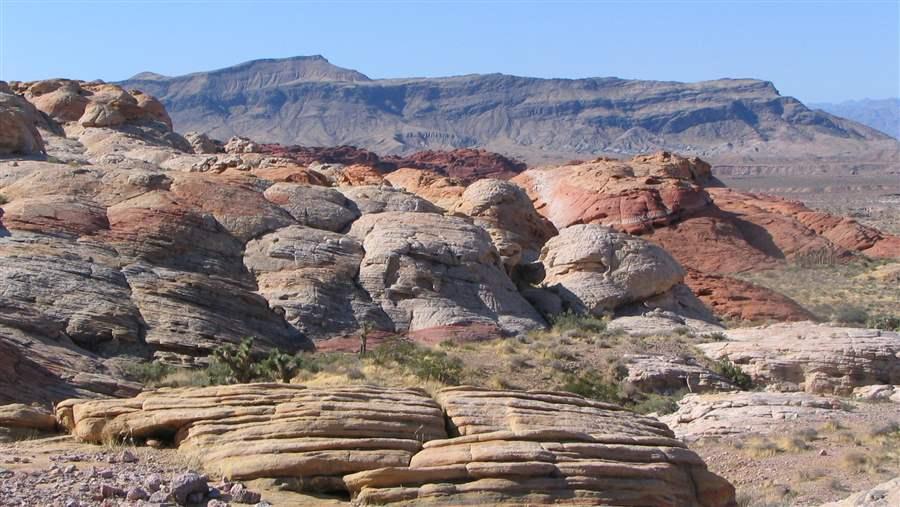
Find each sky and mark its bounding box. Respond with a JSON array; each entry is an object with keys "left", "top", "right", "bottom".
[{"left": 1, "top": 0, "right": 898, "bottom": 103}]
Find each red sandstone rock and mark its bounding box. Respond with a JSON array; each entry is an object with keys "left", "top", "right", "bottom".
[{"left": 684, "top": 269, "right": 814, "bottom": 322}]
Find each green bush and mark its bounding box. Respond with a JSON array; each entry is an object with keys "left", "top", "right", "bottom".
[
  {"left": 0, "top": 194, "right": 7, "bottom": 205},
  {"left": 714, "top": 359, "right": 753, "bottom": 390},
  {"left": 551, "top": 311, "right": 608, "bottom": 334},
  {"left": 867, "top": 315, "right": 900, "bottom": 332},
  {"left": 370, "top": 339, "right": 463, "bottom": 384},
  {"left": 833, "top": 305, "right": 869, "bottom": 325},
  {"left": 631, "top": 392, "right": 684, "bottom": 415},
  {"left": 561, "top": 371, "right": 621, "bottom": 403}
]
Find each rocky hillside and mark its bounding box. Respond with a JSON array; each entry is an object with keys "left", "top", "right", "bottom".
[
  {"left": 120, "top": 56, "right": 900, "bottom": 166},
  {"left": 2, "top": 77, "right": 899, "bottom": 404},
  {"left": 811, "top": 98, "right": 900, "bottom": 139},
  {"left": 3, "top": 78, "right": 900, "bottom": 506}
]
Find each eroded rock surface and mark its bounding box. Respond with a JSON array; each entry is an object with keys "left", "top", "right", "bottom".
[
  {"left": 350, "top": 211, "right": 546, "bottom": 335},
  {"left": 661, "top": 392, "right": 849, "bottom": 440},
  {"left": 540, "top": 224, "right": 685, "bottom": 315},
  {"left": 59, "top": 385, "right": 736, "bottom": 506},
  {"left": 348, "top": 386, "right": 736, "bottom": 506},
  {"left": 700, "top": 322, "right": 900, "bottom": 395}
]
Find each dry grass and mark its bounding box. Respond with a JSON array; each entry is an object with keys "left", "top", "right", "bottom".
[{"left": 738, "top": 259, "right": 900, "bottom": 324}]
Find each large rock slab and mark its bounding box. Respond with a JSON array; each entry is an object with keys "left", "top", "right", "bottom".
[
  {"left": 699, "top": 322, "right": 900, "bottom": 395},
  {"left": 349, "top": 211, "right": 546, "bottom": 335},
  {"left": 346, "top": 386, "right": 736, "bottom": 506},
  {"left": 539, "top": 224, "right": 685, "bottom": 314},
  {"left": 58, "top": 384, "right": 446, "bottom": 491},
  {"left": 661, "top": 392, "right": 849, "bottom": 440},
  {"left": 60, "top": 385, "right": 736, "bottom": 506}
]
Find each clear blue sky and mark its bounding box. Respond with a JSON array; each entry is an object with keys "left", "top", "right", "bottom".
[{"left": 1, "top": 0, "right": 898, "bottom": 103}]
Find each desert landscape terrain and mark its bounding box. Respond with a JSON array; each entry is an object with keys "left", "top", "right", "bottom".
[{"left": 0, "top": 43, "right": 898, "bottom": 507}]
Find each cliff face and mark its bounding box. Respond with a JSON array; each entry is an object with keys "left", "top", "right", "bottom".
[{"left": 121, "top": 56, "right": 898, "bottom": 165}]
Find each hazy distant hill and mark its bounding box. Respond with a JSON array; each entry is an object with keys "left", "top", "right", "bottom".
[
  {"left": 122, "top": 55, "right": 898, "bottom": 165},
  {"left": 811, "top": 98, "right": 899, "bottom": 139}
]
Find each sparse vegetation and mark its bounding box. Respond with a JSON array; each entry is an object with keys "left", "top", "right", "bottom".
[
  {"left": 370, "top": 338, "right": 464, "bottom": 384},
  {"left": 550, "top": 311, "right": 607, "bottom": 334},
  {"left": 561, "top": 371, "right": 621, "bottom": 403},
  {"left": 738, "top": 260, "right": 900, "bottom": 325},
  {"left": 123, "top": 360, "right": 174, "bottom": 385},
  {"left": 0, "top": 193, "right": 8, "bottom": 205},
  {"left": 867, "top": 314, "right": 900, "bottom": 332}
]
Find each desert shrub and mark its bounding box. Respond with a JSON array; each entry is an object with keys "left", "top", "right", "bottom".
[
  {"left": 832, "top": 305, "right": 869, "bottom": 325},
  {"left": 631, "top": 392, "right": 682, "bottom": 416},
  {"left": 294, "top": 352, "right": 325, "bottom": 374},
  {"left": 0, "top": 193, "right": 7, "bottom": 205},
  {"left": 211, "top": 337, "right": 259, "bottom": 384},
  {"left": 370, "top": 338, "right": 463, "bottom": 384},
  {"left": 703, "top": 332, "right": 729, "bottom": 342},
  {"left": 124, "top": 360, "right": 174, "bottom": 385},
  {"left": 867, "top": 314, "right": 900, "bottom": 331},
  {"left": 551, "top": 311, "right": 607, "bottom": 334},
  {"left": 714, "top": 359, "right": 753, "bottom": 390},
  {"left": 561, "top": 371, "right": 620, "bottom": 403}
]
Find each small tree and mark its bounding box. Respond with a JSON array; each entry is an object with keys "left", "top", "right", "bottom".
[
  {"left": 359, "top": 321, "right": 374, "bottom": 357},
  {"left": 212, "top": 337, "right": 258, "bottom": 384}
]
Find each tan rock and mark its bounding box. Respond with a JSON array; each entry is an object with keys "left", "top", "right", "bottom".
[
  {"left": 347, "top": 386, "right": 736, "bottom": 506},
  {"left": 0, "top": 91, "right": 45, "bottom": 155},
  {"left": 59, "top": 384, "right": 735, "bottom": 506},
  {"left": 0, "top": 404, "right": 56, "bottom": 431},
  {"left": 383, "top": 168, "right": 466, "bottom": 209}
]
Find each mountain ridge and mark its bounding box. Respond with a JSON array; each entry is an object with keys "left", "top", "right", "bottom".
[{"left": 121, "top": 55, "right": 898, "bottom": 165}]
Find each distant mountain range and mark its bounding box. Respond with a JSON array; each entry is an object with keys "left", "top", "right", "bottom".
[
  {"left": 811, "top": 98, "right": 899, "bottom": 139},
  {"left": 121, "top": 55, "right": 899, "bottom": 166}
]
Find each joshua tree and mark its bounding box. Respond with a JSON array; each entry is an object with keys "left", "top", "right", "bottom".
[
  {"left": 261, "top": 349, "right": 298, "bottom": 383},
  {"left": 212, "top": 337, "right": 258, "bottom": 384}
]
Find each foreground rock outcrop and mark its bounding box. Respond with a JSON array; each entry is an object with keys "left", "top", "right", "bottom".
[{"left": 58, "top": 384, "right": 736, "bottom": 506}]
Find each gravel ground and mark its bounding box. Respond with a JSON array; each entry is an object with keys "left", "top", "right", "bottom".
[{"left": 0, "top": 437, "right": 269, "bottom": 507}]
